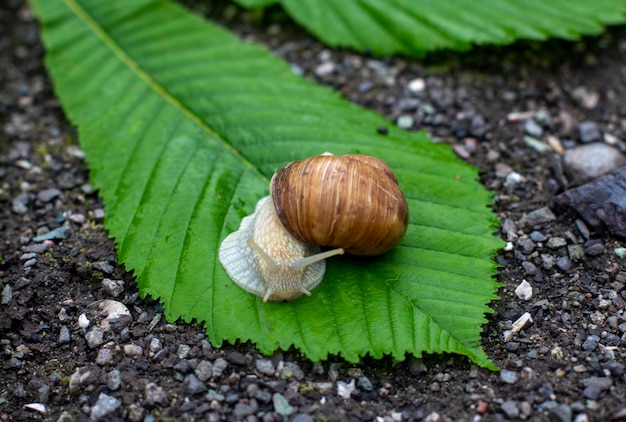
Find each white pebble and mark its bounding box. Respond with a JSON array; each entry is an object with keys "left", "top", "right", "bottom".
[
  {"left": 408, "top": 78, "right": 425, "bottom": 94},
  {"left": 514, "top": 280, "right": 533, "bottom": 301},
  {"left": 503, "top": 312, "right": 533, "bottom": 342},
  {"left": 78, "top": 313, "right": 90, "bottom": 329},
  {"left": 23, "top": 403, "right": 46, "bottom": 413},
  {"left": 336, "top": 379, "right": 355, "bottom": 399}
]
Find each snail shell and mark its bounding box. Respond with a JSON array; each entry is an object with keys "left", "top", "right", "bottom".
[
  {"left": 218, "top": 154, "right": 408, "bottom": 302},
  {"left": 272, "top": 154, "right": 408, "bottom": 256}
]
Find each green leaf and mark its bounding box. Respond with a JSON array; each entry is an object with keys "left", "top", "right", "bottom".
[
  {"left": 31, "top": 0, "right": 503, "bottom": 368},
  {"left": 235, "top": 0, "right": 278, "bottom": 8},
  {"left": 233, "top": 0, "right": 626, "bottom": 56}
]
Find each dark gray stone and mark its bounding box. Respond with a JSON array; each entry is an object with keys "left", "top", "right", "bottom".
[
  {"left": 519, "top": 207, "right": 556, "bottom": 227},
  {"left": 37, "top": 188, "right": 61, "bottom": 203},
  {"left": 556, "top": 166, "right": 626, "bottom": 238},
  {"left": 578, "top": 121, "right": 601, "bottom": 143},
  {"left": 582, "top": 335, "right": 600, "bottom": 351},
  {"left": 548, "top": 404, "right": 572, "bottom": 422}
]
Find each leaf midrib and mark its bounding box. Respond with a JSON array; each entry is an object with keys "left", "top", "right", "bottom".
[{"left": 63, "top": 0, "right": 265, "bottom": 181}]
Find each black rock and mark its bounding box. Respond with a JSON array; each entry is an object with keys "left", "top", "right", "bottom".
[{"left": 556, "top": 166, "right": 626, "bottom": 238}]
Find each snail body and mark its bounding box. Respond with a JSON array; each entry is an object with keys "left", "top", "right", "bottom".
[{"left": 218, "top": 154, "right": 408, "bottom": 302}]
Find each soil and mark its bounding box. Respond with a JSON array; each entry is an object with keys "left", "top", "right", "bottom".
[{"left": 1, "top": 1, "right": 626, "bottom": 421}]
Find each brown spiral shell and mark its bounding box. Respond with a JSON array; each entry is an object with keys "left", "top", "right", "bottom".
[{"left": 270, "top": 154, "right": 409, "bottom": 256}]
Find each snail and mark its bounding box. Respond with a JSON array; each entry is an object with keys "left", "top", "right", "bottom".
[{"left": 218, "top": 153, "right": 409, "bottom": 302}]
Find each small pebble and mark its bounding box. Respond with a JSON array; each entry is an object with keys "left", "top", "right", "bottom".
[
  {"left": 357, "top": 376, "right": 374, "bottom": 391},
  {"left": 183, "top": 374, "right": 207, "bottom": 395},
  {"left": 549, "top": 404, "right": 573, "bottom": 422},
  {"left": 562, "top": 143, "right": 626, "bottom": 185},
  {"left": 256, "top": 359, "right": 275, "bottom": 376},
  {"left": 123, "top": 344, "right": 143, "bottom": 357},
  {"left": 519, "top": 207, "right": 556, "bottom": 227},
  {"left": 176, "top": 344, "right": 191, "bottom": 359},
  {"left": 107, "top": 370, "right": 121, "bottom": 391},
  {"left": 514, "top": 280, "right": 533, "bottom": 300},
  {"left": 408, "top": 78, "right": 425, "bottom": 94},
  {"left": 226, "top": 351, "right": 246, "bottom": 365},
  {"left": 272, "top": 393, "right": 294, "bottom": 417},
  {"left": 2, "top": 285, "right": 13, "bottom": 304},
  {"left": 501, "top": 400, "right": 519, "bottom": 418},
  {"left": 102, "top": 279, "right": 124, "bottom": 297},
  {"left": 93, "top": 261, "right": 114, "bottom": 274},
  {"left": 211, "top": 358, "right": 228, "bottom": 378},
  {"left": 568, "top": 245, "right": 585, "bottom": 261},
  {"left": 144, "top": 383, "right": 170, "bottom": 407},
  {"left": 523, "top": 119, "right": 543, "bottom": 137},
  {"left": 37, "top": 188, "right": 61, "bottom": 203},
  {"left": 337, "top": 379, "right": 356, "bottom": 398},
  {"left": 195, "top": 360, "right": 213, "bottom": 381},
  {"left": 396, "top": 115, "right": 414, "bottom": 130},
  {"left": 23, "top": 403, "right": 46, "bottom": 413},
  {"left": 522, "top": 261, "right": 537, "bottom": 275},
  {"left": 85, "top": 329, "right": 104, "bottom": 348},
  {"left": 500, "top": 369, "right": 518, "bottom": 384},
  {"left": 95, "top": 349, "right": 115, "bottom": 366},
  {"left": 578, "top": 121, "right": 601, "bottom": 143},
  {"left": 59, "top": 326, "right": 70, "bottom": 343},
  {"left": 547, "top": 237, "right": 567, "bottom": 249},
  {"left": 584, "top": 241, "right": 605, "bottom": 256},
  {"left": 233, "top": 399, "right": 259, "bottom": 419},
  {"left": 90, "top": 393, "right": 121, "bottom": 421},
  {"left": 556, "top": 256, "right": 572, "bottom": 271},
  {"left": 582, "top": 335, "right": 600, "bottom": 351}
]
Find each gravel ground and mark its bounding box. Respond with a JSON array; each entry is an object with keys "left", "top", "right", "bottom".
[{"left": 2, "top": 1, "right": 626, "bottom": 421}]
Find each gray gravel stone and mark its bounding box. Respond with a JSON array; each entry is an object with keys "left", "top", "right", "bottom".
[
  {"left": 272, "top": 393, "right": 294, "bottom": 417},
  {"left": 562, "top": 143, "right": 626, "bottom": 185},
  {"left": 95, "top": 349, "right": 115, "bottom": 366},
  {"left": 522, "top": 261, "right": 537, "bottom": 275},
  {"left": 12, "top": 192, "right": 30, "bottom": 214},
  {"left": 530, "top": 231, "right": 547, "bottom": 242},
  {"left": 518, "top": 238, "right": 536, "bottom": 254},
  {"left": 212, "top": 358, "right": 228, "bottom": 378},
  {"left": 37, "top": 188, "right": 61, "bottom": 203},
  {"left": 233, "top": 399, "right": 259, "bottom": 419},
  {"left": 582, "top": 335, "right": 600, "bottom": 351},
  {"left": 584, "top": 240, "right": 605, "bottom": 256},
  {"left": 568, "top": 245, "right": 585, "bottom": 261},
  {"left": 547, "top": 237, "right": 567, "bottom": 248},
  {"left": 144, "top": 382, "right": 170, "bottom": 407},
  {"left": 500, "top": 369, "right": 518, "bottom": 384},
  {"left": 519, "top": 207, "right": 556, "bottom": 227},
  {"left": 549, "top": 403, "right": 572, "bottom": 422},
  {"left": 183, "top": 374, "right": 207, "bottom": 395},
  {"left": 397, "top": 115, "right": 414, "bottom": 129},
  {"left": 195, "top": 360, "right": 213, "bottom": 381},
  {"left": 292, "top": 414, "right": 315, "bottom": 422},
  {"left": 523, "top": 119, "right": 543, "bottom": 137},
  {"left": 85, "top": 329, "right": 104, "bottom": 348},
  {"left": 90, "top": 393, "right": 121, "bottom": 421},
  {"left": 501, "top": 400, "right": 519, "bottom": 418},
  {"left": 256, "top": 359, "right": 275, "bottom": 376},
  {"left": 102, "top": 278, "right": 124, "bottom": 297},
  {"left": 578, "top": 121, "right": 601, "bottom": 143},
  {"left": 107, "top": 370, "right": 121, "bottom": 391},
  {"left": 59, "top": 325, "right": 70, "bottom": 343},
  {"left": 556, "top": 256, "right": 572, "bottom": 271},
  {"left": 357, "top": 376, "right": 374, "bottom": 391}
]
